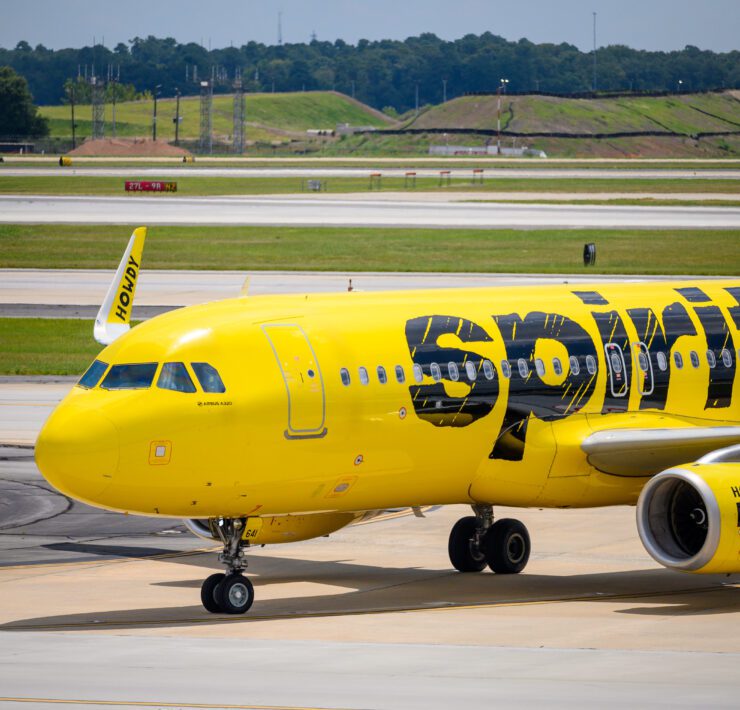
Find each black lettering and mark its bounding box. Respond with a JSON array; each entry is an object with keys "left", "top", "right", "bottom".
[
  {"left": 693, "top": 305, "right": 736, "bottom": 409},
  {"left": 490, "top": 311, "right": 598, "bottom": 461},
  {"left": 128, "top": 254, "right": 139, "bottom": 268},
  {"left": 591, "top": 310, "right": 633, "bottom": 414},
  {"left": 122, "top": 274, "right": 135, "bottom": 293},
  {"left": 731, "top": 486, "right": 740, "bottom": 498},
  {"left": 115, "top": 305, "right": 127, "bottom": 321},
  {"left": 126, "top": 265, "right": 137, "bottom": 279},
  {"left": 120, "top": 291, "right": 130, "bottom": 307},
  {"left": 627, "top": 303, "right": 696, "bottom": 411},
  {"left": 405, "top": 315, "right": 498, "bottom": 428}
]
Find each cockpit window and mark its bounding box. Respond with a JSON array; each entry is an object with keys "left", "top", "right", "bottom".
[
  {"left": 101, "top": 363, "right": 158, "bottom": 390},
  {"left": 78, "top": 360, "right": 108, "bottom": 389},
  {"left": 191, "top": 362, "right": 226, "bottom": 393},
  {"left": 157, "top": 362, "right": 196, "bottom": 393}
]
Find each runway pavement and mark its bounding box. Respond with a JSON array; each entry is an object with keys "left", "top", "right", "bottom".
[
  {"left": 3, "top": 166, "right": 740, "bottom": 179},
  {"left": 2, "top": 194, "right": 739, "bottom": 229},
  {"left": 1, "top": 269, "right": 707, "bottom": 312}
]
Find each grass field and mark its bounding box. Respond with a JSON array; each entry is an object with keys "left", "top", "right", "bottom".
[
  {"left": 0, "top": 318, "right": 102, "bottom": 375},
  {"left": 1, "top": 175, "right": 738, "bottom": 196},
  {"left": 2, "top": 224, "right": 738, "bottom": 274},
  {"left": 40, "top": 91, "right": 392, "bottom": 143}
]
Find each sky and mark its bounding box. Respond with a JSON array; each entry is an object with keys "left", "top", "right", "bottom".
[{"left": 2, "top": 0, "right": 738, "bottom": 53}]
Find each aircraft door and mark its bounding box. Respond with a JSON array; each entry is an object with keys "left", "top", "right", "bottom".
[{"left": 263, "top": 324, "right": 327, "bottom": 439}]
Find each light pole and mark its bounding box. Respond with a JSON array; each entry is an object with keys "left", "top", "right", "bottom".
[
  {"left": 497, "top": 78, "right": 509, "bottom": 155},
  {"left": 152, "top": 84, "right": 162, "bottom": 142},
  {"left": 174, "top": 89, "right": 181, "bottom": 146},
  {"left": 677, "top": 79, "right": 683, "bottom": 93},
  {"left": 442, "top": 78, "right": 447, "bottom": 103},
  {"left": 592, "top": 12, "right": 597, "bottom": 93}
]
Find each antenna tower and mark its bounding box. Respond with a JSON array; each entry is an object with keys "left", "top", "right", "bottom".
[
  {"left": 199, "top": 80, "right": 213, "bottom": 154},
  {"left": 90, "top": 75, "right": 105, "bottom": 139},
  {"left": 278, "top": 11, "right": 283, "bottom": 45},
  {"left": 233, "top": 75, "right": 245, "bottom": 154}
]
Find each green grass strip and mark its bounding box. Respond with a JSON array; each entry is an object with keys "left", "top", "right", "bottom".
[{"left": 1, "top": 224, "right": 739, "bottom": 274}]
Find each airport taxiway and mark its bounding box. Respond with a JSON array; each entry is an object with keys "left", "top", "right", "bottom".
[
  {"left": 3, "top": 166, "right": 740, "bottom": 179},
  {"left": 1, "top": 194, "right": 739, "bottom": 228}
]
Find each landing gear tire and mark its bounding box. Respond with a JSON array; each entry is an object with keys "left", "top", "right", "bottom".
[
  {"left": 216, "top": 573, "right": 255, "bottom": 615},
  {"left": 485, "top": 518, "right": 530, "bottom": 574},
  {"left": 448, "top": 516, "right": 487, "bottom": 572},
  {"left": 201, "top": 572, "right": 226, "bottom": 613}
]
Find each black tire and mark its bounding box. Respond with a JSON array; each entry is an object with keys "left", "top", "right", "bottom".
[
  {"left": 448, "top": 516, "right": 487, "bottom": 572},
  {"left": 216, "top": 573, "right": 255, "bottom": 615},
  {"left": 201, "top": 572, "right": 225, "bottom": 613},
  {"left": 484, "top": 519, "right": 530, "bottom": 574}
]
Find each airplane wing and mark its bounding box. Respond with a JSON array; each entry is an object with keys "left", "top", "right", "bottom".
[
  {"left": 94, "top": 227, "right": 147, "bottom": 345},
  {"left": 581, "top": 425, "right": 740, "bottom": 476}
]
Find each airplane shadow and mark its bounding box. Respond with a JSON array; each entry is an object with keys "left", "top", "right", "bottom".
[{"left": 3, "top": 549, "right": 738, "bottom": 632}]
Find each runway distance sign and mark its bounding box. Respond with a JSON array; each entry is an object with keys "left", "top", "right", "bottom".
[{"left": 125, "top": 181, "right": 177, "bottom": 193}]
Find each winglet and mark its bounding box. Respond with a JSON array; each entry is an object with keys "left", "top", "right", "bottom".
[{"left": 94, "top": 227, "right": 147, "bottom": 345}]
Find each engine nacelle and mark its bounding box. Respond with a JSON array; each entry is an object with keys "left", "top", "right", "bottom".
[
  {"left": 637, "top": 461, "right": 740, "bottom": 574},
  {"left": 184, "top": 512, "right": 357, "bottom": 545}
]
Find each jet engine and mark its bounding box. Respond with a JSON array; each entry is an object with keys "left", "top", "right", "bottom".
[{"left": 637, "top": 456, "right": 740, "bottom": 575}]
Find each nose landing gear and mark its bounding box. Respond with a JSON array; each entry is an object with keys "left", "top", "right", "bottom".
[
  {"left": 200, "top": 518, "right": 255, "bottom": 614},
  {"left": 448, "top": 505, "right": 531, "bottom": 574}
]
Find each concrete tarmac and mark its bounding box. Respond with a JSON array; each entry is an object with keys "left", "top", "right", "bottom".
[
  {"left": 1, "top": 195, "right": 739, "bottom": 228},
  {"left": 0, "top": 448, "right": 738, "bottom": 708},
  {"left": 3, "top": 166, "right": 740, "bottom": 179}
]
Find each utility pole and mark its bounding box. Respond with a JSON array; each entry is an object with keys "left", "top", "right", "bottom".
[
  {"left": 442, "top": 78, "right": 447, "bottom": 103},
  {"left": 415, "top": 82, "right": 419, "bottom": 116},
  {"left": 174, "top": 89, "right": 181, "bottom": 145},
  {"left": 592, "top": 12, "right": 597, "bottom": 93},
  {"left": 69, "top": 83, "right": 77, "bottom": 150},
  {"left": 152, "top": 84, "right": 161, "bottom": 141},
  {"left": 497, "top": 79, "right": 508, "bottom": 155}
]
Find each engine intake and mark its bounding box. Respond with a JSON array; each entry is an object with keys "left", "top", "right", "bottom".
[{"left": 637, "top": 462, "right": 740, "bottom": 574}]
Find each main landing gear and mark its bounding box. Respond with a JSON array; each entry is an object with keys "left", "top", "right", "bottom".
[
  {"left": 200, "top": 518, "right": 255, "bottom": 614},
  {"left": 448, "top": 505, "right": 531, "bottom": 574}
]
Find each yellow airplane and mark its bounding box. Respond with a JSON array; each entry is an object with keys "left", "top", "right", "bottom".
[{"left": 36, "top": 228, "right": 740, "bottom": 614}]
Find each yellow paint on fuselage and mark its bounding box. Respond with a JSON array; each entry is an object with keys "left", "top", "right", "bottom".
[{"left": 35, "top": 280, "right": 740, "bottom": 520}]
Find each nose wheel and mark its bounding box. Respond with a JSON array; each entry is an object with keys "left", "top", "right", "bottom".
[
  {"left": 448, "top": 506, "right": 531, "bottom": 575},
  {"left": 200, "top": 518, "right": 255, "bottom": 614}
]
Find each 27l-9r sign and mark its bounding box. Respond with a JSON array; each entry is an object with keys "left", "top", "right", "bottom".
[{"left": 125, "top": 181, "right": 177, "bottom": 192}]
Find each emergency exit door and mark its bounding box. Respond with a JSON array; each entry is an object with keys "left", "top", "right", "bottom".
[{"left": 263, "top": 324, "right": 327, "bottom": 439}]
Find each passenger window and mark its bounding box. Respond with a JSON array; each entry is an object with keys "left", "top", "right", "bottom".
[
  {"left": 501, "top": 360, "right": 511, "bottom": 378},
  {"left": 689, "top": 351, "right": 700, "bottom": 369},
  {"left": 448, "top": 362, "right": 459, "bottom": 382},
  {"left": 656, "top": 351, "right": 668, "bottom": 371},
  {"left": 535, "top": 358, "right": 546, "bottom": 377},
  {"left": 674, "top": 352, "right": 684, "bottom": 369},
  {"left": 637, "top": 352, "right": 649, "bottom": 372},
  {"left": 191, "top": 362, "right": 226, "bottom": 393},
  {"left": 706, "top": 350, "right": 716, "bottom": 368},
  {"left": 377, "top": 365, "right": 387, "bottom": 384},
  {"left": 721, "top": 348, "right": 733, "bottom": 368},
  {"left": 101, "top": 363, "right": 158, "bottom": 390},
  {"left": 430, "top": 362, "right": 442, "bottom": 382},
  {"left": 158, "top": 362, "right": 196, "bottom": 393},
  {"left": 482, "top": 360, "right": 495, "bottom": 380},
  {"left": 465, "top": 361, "right": 477, "bottom": 381},
  {"left": 78, "top": 359, "right": 108, "bottom": 389},
  {"left": 552, "top": 358, "right": 563, "bottom": 376},
  {"left": 394, "top": 365, "right": 405, "bottom": 384},
  {"left": 609, "top": 351, "right": 623, "bottom": 374},
  {"left": 359, "top": 366, "right": 369, "bottom": 385},
  {"left": 413, "top": 363, "right": 424, "bottom": 383},
  {"left": 586, "top": 355, "right": 597, "bottom": 375},
  {"left": 569, "top": 355, "right": 580, "bottom": 376},
  {"left": 340, "top": 368, "right": 351, "bottom": 386},
  {"left": 517, "top": 358, "right": 529, "bottom": 378}
]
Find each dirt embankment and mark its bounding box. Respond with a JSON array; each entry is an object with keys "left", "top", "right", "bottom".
[{"left": 68, "top": 138, "right": 191, "bottom": 157}]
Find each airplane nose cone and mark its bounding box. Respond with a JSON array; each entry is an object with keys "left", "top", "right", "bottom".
[{"left": 35, "top": 405, "right": 119, "bottom": 504}]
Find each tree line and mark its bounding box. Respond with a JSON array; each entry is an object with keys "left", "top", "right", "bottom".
[{"left": 2, "top": 33, "right": 739, "bottom": 112}]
